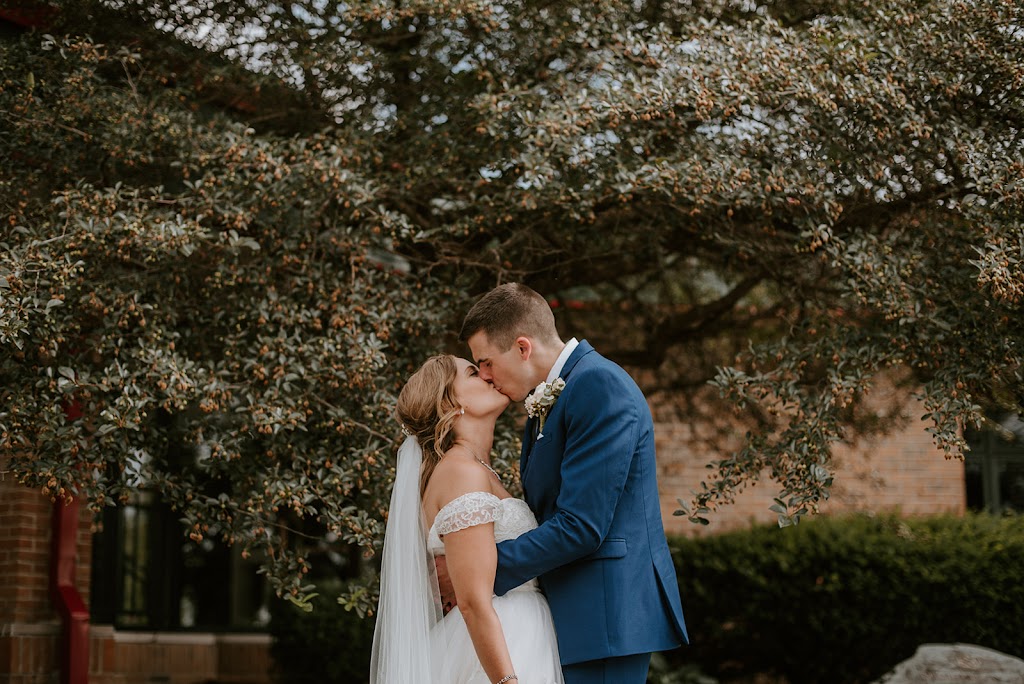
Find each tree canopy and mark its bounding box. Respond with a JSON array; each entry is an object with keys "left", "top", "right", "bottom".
[{"left": 1, "top": 0, "right": 1021, "bottom": 610}]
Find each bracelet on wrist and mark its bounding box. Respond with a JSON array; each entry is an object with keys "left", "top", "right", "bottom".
[{"left": 494, "top": 674, "right": 518, "bottom": 684}]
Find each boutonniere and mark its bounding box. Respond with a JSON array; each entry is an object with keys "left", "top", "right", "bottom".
[{"left": 525, "top": 377, "right": 565, "bottom": 438}]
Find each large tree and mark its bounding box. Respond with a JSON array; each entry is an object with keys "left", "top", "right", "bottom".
[{"left": 1, "top": 0, "right": 1021, "bottom": 609}]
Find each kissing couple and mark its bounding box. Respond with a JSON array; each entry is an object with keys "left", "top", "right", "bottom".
[{"left": 370, "top": 283, "right": 688, "bottom": 684}]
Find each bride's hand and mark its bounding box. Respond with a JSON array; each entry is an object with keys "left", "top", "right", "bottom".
[{"left": 435, "top": 555, "right": 457, "bottom": 614}]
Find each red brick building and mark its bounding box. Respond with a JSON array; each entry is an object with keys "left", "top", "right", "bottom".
[
  {"left": 657, "top": 396, "right": 967, "bottom": 537},
  {"left": 0, "top": 473, "right": 274, "bottom": 684}
]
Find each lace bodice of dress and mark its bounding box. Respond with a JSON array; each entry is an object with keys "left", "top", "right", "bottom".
[
  {"left": 427, "top": 492, "right": 538, "bottom": 550},
  {"left": 427, "top": 492, "right": 540, "bottom": 592}
]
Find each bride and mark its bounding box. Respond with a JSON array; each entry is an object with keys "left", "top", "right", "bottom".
[{"left": 370, "top": 354, "right": 564, "bottom": 684}]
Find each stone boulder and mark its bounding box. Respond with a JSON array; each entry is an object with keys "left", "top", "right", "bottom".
[{"left": 874, "top": 643, "right": 1024, "bottom": 684}]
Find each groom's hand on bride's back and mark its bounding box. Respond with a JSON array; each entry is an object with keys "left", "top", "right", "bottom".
[{"left": 435, "top": 556, "right": 457, "bottom": 615}]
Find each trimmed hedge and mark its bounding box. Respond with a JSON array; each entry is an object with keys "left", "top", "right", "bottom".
[{"left": 667, "top": 512, "right": 1024, "bottom": 684}]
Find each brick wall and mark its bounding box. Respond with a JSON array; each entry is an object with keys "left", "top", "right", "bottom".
[
  {"left": 1, "top": 474, "right": 62, "bottom": 684},
  {"left": 1, "top": 477, "right": 55, "bottom": 624},
  {"left": 0, "top": 622, "right": 59, "bottom": 684},
  {"left": 656, "top": 392, "right": 966, "bottom": 537},
  {"left": 1, "top": 474, "right": 95, "bottom": 684},
  {"left": 89, "top": 630, "right": 271, "bottom": 684},
  {"left": 1, "top": 474, "right": 272, "bottom": 684}
]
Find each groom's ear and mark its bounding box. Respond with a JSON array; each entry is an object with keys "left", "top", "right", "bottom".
[{"left": 514, "top": 336, "right": 533, "bottom": 361}]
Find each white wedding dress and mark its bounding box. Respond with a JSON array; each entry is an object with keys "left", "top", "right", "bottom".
[{"left": 427, "top": 491, "right": 564, "bottom": 684}]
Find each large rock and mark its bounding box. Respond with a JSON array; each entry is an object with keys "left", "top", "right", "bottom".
[{"left": 874, "top": 643, "right": 1024, "bottom": 684}]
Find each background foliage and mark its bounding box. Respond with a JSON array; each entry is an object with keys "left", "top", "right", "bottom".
[
  {"left": 0, "top": 17, "right": 460, "bottom": 608},
  {"left": 269, "top": 584, "right": 376, "bottom": 683},
  {"left": 668, "top": 512, "right": 1024, "bottom": 683},
  {"left": 1, "top": 0, "right": 1022, "bottom": 608}
]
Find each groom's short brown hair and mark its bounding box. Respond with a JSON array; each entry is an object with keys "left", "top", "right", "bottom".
[{"left": 460, "top": 283, "right": 560, "bottom": 350}]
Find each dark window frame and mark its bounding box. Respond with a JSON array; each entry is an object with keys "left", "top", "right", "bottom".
[{"left": 964, "top": 414, "right": 1024, "bottom": 515}]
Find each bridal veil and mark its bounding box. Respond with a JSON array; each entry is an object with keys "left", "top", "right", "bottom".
[{"left": 369, "top": 435, "right": 453, "bottom": 683}]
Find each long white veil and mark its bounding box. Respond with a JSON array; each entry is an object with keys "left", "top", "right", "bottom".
[{"left": 369, "top": 435, "right": 449, "bottom": 683}]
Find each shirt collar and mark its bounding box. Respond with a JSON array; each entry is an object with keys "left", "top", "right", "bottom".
[{"left": 546, "top": 337, "right": 579, "bottom": 384}]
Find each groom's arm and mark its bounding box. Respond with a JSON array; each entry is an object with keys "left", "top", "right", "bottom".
[{"left": 493, "top": 366, "right": 639, "bottom": 595}]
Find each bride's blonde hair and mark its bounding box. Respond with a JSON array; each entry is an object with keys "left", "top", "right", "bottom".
[{"left": 396, "top": 354, "right": 462, "bottom": 496}]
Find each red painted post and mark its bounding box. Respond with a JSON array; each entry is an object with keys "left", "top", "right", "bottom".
[{"left": 51, "top": 497, "right": 90, "bottom": 684}]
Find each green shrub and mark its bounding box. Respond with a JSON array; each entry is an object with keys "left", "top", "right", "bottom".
[
  {"left": 269, "top": 588, "right": 375, "bottom": 684},
  {"left": 667, "top": 512, "right": 1024, "bottom": 684}
]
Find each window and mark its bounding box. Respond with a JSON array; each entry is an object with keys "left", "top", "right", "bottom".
[
  {"left": 964, "top": 413, "right": 1024, "bottom": 515},
  {"left": 90, "top": 493, "right": 271, "bottom": 631},
  {"left": 90, "top": 430, "right": 271, "bottom": 631}
]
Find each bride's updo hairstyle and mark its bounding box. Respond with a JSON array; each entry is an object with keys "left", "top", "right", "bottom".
[{"left": 396, "top": 354, "right": 463, "bottom": 496}]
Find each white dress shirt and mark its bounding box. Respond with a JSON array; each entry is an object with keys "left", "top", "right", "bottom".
[{"left": 545, "top": 337, "right": 579, "bottom": 384}]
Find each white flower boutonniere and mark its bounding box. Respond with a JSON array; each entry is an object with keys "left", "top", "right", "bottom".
[{"left": 525, "top": 377, "right": 565, "bottom": 438}]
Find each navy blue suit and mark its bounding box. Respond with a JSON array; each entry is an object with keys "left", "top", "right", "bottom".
[{"left": 494, "top": 340, "right": 688, "bottom": 671}]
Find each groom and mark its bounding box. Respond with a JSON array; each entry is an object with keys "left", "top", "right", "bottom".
[{"left": 458, "top": 283, "right": 688, "bottom": 683}]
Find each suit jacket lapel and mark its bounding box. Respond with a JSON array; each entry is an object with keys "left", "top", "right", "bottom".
[
  {"left": 519, "top": 417, "right": 537, "bottom": 492},
  {"left": 557, "top": 339, "right": 592, "bottom": 381},
  {"left": 519, "top": 340, "right": 594, "bottom": 486}
]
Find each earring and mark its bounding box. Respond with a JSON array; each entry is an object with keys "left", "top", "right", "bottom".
[{"left": 460, "top": 408, "right": 465, "bottom": 415}]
